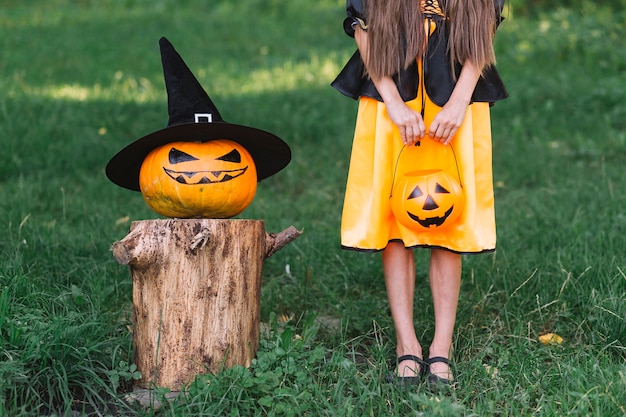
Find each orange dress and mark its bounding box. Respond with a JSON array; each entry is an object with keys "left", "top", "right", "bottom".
[{"left": 340, "top": 1, "right": 496, "bottom": 253}]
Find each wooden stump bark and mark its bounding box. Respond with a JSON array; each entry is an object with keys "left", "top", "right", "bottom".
[{"left": 111, "top": 218, "right": 300, "bottom": 390}]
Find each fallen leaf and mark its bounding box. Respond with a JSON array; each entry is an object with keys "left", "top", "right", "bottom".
[
  {"left": 279, "top": 313, "right": 294, "bottom": 324},
  {"left": 115, "top": 216, "right": 130, "bottom": 226},
  {"left": 483, "top": 364, "right": 499, "bottom": 377},
  {"left": 539, "top": 333, "right": 563, "bottom": 345}
]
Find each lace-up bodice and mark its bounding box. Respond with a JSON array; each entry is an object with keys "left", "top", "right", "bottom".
[{"left": 421, "top": 0, "right": 445, "bottom": 17}]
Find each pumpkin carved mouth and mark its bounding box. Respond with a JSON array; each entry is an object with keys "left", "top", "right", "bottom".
[
  {"left": 163, "top": 166, "right": 248, "bottom": 185},
  {"left": 407, "top": 206, "right": 455, "bottom": 228}
]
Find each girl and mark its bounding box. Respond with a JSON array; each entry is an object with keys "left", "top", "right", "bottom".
[{"left": 332, "top": 0, "right": 508, "bottom": 386}]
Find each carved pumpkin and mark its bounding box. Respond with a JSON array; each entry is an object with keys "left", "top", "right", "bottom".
[
  {"left": 139, "top": 140, "right": 257, "bottom": 218},
  {"left": 391, "top": 169, "right": 464, "bottom": 231}
]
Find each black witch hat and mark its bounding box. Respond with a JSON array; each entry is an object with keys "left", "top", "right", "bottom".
[{"left": 106, "top": 37, "right": 291, "bottom": 191}]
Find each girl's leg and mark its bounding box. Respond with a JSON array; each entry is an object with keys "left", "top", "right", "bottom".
[
  {"left": 428, "top": 248, "right": 462, "bottom": 379},
  {"left": 382, "top": 241, "right": 423, "bottom": 376}
]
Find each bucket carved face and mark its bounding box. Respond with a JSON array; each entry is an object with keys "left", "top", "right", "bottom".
[
  {"left": 391, "top": 169, "right": 464, "bottom": 231},
  {"left": 139, "top": 140, "right": 257, "bottom": 218}
]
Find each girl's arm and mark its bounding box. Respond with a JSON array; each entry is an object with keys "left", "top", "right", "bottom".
[
  {"left": 354, "top": 27, "right": 426, "bottom": 146},
  {"left": 428, "top": 61, "right": 482, "bottom": 145}
]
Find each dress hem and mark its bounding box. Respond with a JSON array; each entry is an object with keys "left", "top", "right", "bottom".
[{"left": 341, "top": 239, "right": 495, "bottom": 255}]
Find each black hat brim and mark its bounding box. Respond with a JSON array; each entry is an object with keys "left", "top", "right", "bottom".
[{"left": 105, "top": 122, "right": 291, "bottom": 191}]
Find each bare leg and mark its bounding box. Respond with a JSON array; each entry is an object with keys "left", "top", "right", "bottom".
[
  {"left": 382, "top": 241, "right": 423, "bottom": 376},
  {"left": 428, "top": 248, "right": 462, "bottom": 380}
]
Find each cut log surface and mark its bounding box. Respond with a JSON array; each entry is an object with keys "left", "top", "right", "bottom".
[{"left": 111, "top": 218, "right": 300, "bottom": 390}]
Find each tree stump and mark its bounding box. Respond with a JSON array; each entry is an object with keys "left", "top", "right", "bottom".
[{"left": 111, "top": 218, "right": 300, "bottom": 390}]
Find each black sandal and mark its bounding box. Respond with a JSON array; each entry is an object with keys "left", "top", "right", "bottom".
[
  {"left": 426, "top": 356, "right": 455, "bottom": 387},
  {"left": 384, "top": 354, "right": 428, "bottom": 386}
]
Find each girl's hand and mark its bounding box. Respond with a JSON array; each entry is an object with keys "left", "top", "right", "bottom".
[
  {"left": 428, "top": 98, "right": 468, "bottom": 145},
  {"left": 386, "top": 99, "right": 426, "bottom": 146}
]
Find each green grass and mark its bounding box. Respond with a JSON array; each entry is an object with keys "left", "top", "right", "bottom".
[{"left": 1, "top": 0, "right": 625, "bottom": 415}]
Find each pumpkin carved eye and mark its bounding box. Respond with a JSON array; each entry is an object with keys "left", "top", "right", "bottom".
[
  {"left": 408, "top": 186, "right": 423, "bottom": 199},
  {"left": 169, "top": 148, "right": 199, "bottom": 164},
  {"left": 217, "top": 149, "right": 241, "bottom": 163}
]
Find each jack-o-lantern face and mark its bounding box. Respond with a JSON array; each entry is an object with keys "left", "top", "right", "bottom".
[
  {"left": 391, "top": 169, "right": 464, "bottom": 231},
  {"left": 139, "top": 140, "right": 257, "bottom": 218}
]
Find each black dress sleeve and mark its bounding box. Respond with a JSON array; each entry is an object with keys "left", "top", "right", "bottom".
[{"left": 343, "top": 0, "right": 366, "bottom": 37}]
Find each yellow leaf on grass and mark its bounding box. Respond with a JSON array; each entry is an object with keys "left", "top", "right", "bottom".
[
  {"left": 539, "top": 333, "right": 563, "bottom": 345},
  {"left": 279, "top": 313, "right": 294, "bottom": 324},
  {"left": 483, "top": 364, "right": 499, "bottom": 377},
  {"left": 115, "top": 216, "right": 130, "bottom": 226}
]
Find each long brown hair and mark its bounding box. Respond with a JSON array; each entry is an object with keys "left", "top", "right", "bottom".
[
  {"left": 364, "top": 0, "right": 498, "bottom": 80},
  {"left": 446, "top": 0, "right": 497, "bottom": 73},
  {"left": 364, "top": 0, "right": 425, "bottom": 80}
]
